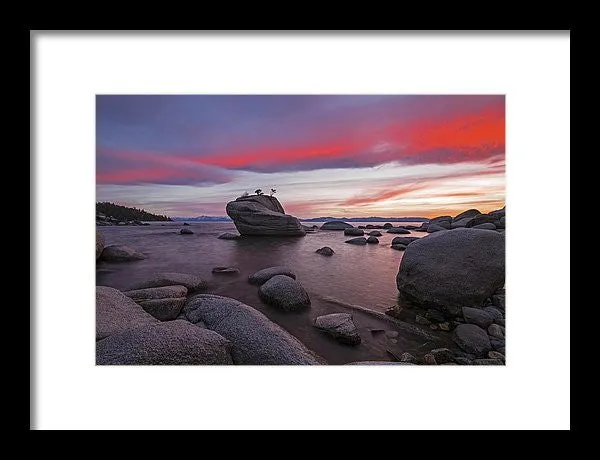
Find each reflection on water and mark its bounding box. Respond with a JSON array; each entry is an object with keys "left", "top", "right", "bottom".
[{"left": 96, "top": 221, "right": 442, "bottom": 364}]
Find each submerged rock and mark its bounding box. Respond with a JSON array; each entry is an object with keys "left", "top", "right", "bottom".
[
  {"left": 180, "top": 228, "right": 194, "bottom": 234},
  {"left": 258, "top": 275, "right": 311, "bottom": 311},
  {"left": 344, "top": 228, "right": 365, "bottom": 236},
  {"left": 387, "top": 228, "right": 411, "bottom": 234},
  {"left": 212, "top": 266, "right": 240, "bottom": 274},
  {"left": 314, "top": 313, "right": 361, "bottom": 345},
  {"left": 100, "top": 245, "right": 146, "bottom": 262},
  {"left": 226, "top": 195, "right": 305, "bottom": 236},
  {"left": 320, "top": 221, "right": 353, "bottom": 230},
  {"left": 396, "top": 228, "right": 505, "bottom": 314},
  {"left": 368, "top": 230, "right": 383, "bottom": 237},
  {"left": 96, "top": 320, "right": 233, "bottom": 365},
  {"left": 182, "top": 294, "right": 323, "bottom": 365},
  {"left": 248, "top": 266, "right": 296, "bottom": 285},
  {"left": 366, "top": 236, "right": 379, "bottom": 244},
  {"left": 391, "top": 236, "right": 419, "bottom": 246},
  {"left": 128, "top": 273, "right": 207, "bottom": 292},
  {"left": 391, "top": 244, "right": 407, "bottom": 251},
  {"left": 316, "top": 247, "right": 335, "bottom": 256},
  {"left": 345, "top": 237, "right": 367, "bottom": 245},
  {"left": 218, "top": 232, "right": 240, "bottom": 240}
]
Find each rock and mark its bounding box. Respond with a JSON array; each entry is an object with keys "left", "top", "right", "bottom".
[
  {"left": 212, "top": 267, "right": 240, "bottom": 274},
  {"left": 218, "top": 232, "right": 240, "bottom": 240},
  {"left": 96, "top": 286, "right": 159, "bottom": 341},
  {"left": 488, "top": 323, "right": 505, "bottom": 339},
  {"left": 358, "top": 226, "right": 366, "bottom": 229},
  {"left": 387, "top": 228, "right": 411, "bottom": 234},
  {"left": 490, "top": 338, "right": 506, "bottom": 351},
  {"left": 429, "top": 324, "right": 438, "bottom": 330},
  {"left": 368, "top": 230, "right": 383, "bottom": 237},
  {"left": 182, "top": 294, "right": 323, "bottom": 365},
  {"left": 483, "top": 307, "right": 504, "bottom": 321},
  {"left": 429, "top": 215, "right": 452, "bottom": 225},
  {"left": 491, "top": 294, "right": 506, "bottom": 310},
  {"left": 498, "top": 216, "right": 506, "bottom": 228},
  {"left": 450, "top": 217, "right": 474, "bottom": 228},
  {"left": 128, "top": 273, "right": 207, "bottom": 292},
  {"left": 430, "top": 348, "right": 454, "bottom": 364},
  {"left": 366, "top": 236, "right": 379, "bottom": 244},
  {"left": 425, "top": 309, "right": 446, "bottom": 323},
  {"left": 314, "top": 313, "right": 361, "bottom": 345},
  {"left": 344, "top": 228, "right": 364, "bottom": 236},
  {"left": 391, "top": 244, "right": 407, "bottom": 251},
  {"left": 96, "top": 320, "right": 233, "bottom": 365},
  {"left": 180, "top": 228, "right": 194, "bottom": 234},
  {"left": 100, "top": 245, "right": 147, "bottom": 262},
  {"left": 415, "top": 315, "right": 431, "bottom": 325},
  {"left": 401, "top": 353, "right": 418, "bottom": 363},
  {"left": 453, "top": 324, "right": 492, "bottom": 356},
  {"left": 453, "top": 209, "right": 481, "bottom": 221},
  {"left": 473, "top": 223, "right": 497, "bottom": 230},
  {"left": 316, "top": 247, "right": 335, "bottom": 256},
  {"left": 248, "top": 266, "right": 296, "bottom": 285},
  {"left": 465, "top": 214, "right": 500, "bottom": 228},
  {"left": 462, "top": 307, "right": 494, "bottom": 329},
  {"left": 383, "top": 223, "right": 393, "bottom": 228},
  {"left": 488, "top": 351, "right": 505, "bottom": 361},
  {"left": 183, "top": 222, "right": 190, "bottom": 226},
  {"left": 96, "top": 230, "right": 105, "bottom": 260},
  {"left": 426, "top": 224, "right": 447, "bottom": 233},
  {"left": 488, "top": 206, "right": 506, "bottom": 218},
  {"left": 396, "top": 228, "right": 505, "bottom": 314},
  {"left": 123, "top": 285, "right": 188, "bottom": 302},
  {"left": 473, "top": 359, "right": 503, "bottom": 365},
  {"left": 496, "top": 318, "right": 505, "bottom": 327},
  {"left": 137, "top": 298, "right": 186, "bottom": 321},
  {"left": 347, "top": 361, "right": 415, "bottom": 365},
  {"left": 391, "top": 236, "right": 419, "bottom": 246},
  {"left": 258, "top": 275, "right": 311, "bottom": 311},
  {"left": 225, "top": 195, "right": 305, "bottom": 236},
  {"left": 454, "top": 357, "right": 473, "bottom": 365},
  {"left": 423, "top": 354, "right": 437, "bottom": 365},
  {"left": 385, "top": 331, "right": 399, "bottom": 338},
  {"left": 345, "top": 237, "right": 367, "bottom": 245}
]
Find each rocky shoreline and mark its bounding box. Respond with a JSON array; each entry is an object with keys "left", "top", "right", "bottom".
[{"left": 96, "top": 203, "right": 506, "bottom": 365}]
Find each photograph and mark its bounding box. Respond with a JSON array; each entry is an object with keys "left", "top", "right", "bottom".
[{"left": 95, "top": 94, "right": 506, "bottom": 366}]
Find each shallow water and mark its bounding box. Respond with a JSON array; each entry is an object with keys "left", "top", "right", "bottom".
[{"left": 97, "top": 221, "right": 452, "bottom": 364}]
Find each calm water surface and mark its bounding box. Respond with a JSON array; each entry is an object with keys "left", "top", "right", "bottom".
[{"left": 97, "top": 222, "right": 450, "bottom": 364}]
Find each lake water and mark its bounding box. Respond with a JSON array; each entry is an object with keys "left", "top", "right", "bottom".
[{"left": 97, "top": 221, "right": 453, "bottom": 364}]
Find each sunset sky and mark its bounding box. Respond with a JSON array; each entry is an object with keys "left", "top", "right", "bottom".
[{"left": 96, "top": 95, "right": 505, "bottom": 218}]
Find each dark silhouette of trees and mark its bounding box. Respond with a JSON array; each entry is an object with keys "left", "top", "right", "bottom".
[
  {"left": 255, "top": 189, "right": 263, "bottom": 195},
  {"left": 270, "top": 188, "right": 277, "bottom": 196},
  {"left": 96, "top": 202, "right": 171, "bottom": 221}
]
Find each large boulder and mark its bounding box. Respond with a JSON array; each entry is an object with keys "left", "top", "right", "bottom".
[
  {"left": 450, "top": 218, "right": 474, "bottom": 229},
  {"left": 465, "top": 214, "right": 500, "bottom": 228},
  {"left": 225, "top": 195, "right": 305, "bottom": 236},
  {"left": 182, "top": 294, "right": 323, "bottom": 364},
  {"left": 96, "top": 286, "right": 159, "bottom": 341},
  {"left": 344, "top": 228, "right": 364, "bottom": 236},
  {"left": 100, "top": 245, "right": 146, "bottom": 262},
  {"left": 320, "top": 221, "right": 353, "bottom": 230},
  {"left": 128, "top": 273, "right": 207, "bottom": 292},
  {"left": 96, "top": 320, "right": 233, "bottom": 365},
  {"left": 122, "top": 285, "right": 188, "bottom": 321},
  {"left": 248, "top": 266, "right": 296, "bottom": 285},
  {"left": 96, "top": 230, "right": 105, "bottom": 260},
  {"left": 426, "top": 224, "right": 447, "bottom": 233},
  {"left": 258, "top": 275, "right": 311, "bottom": 311},
  {"left": 453, "top": 209, "right": 481, "bottom": 222},
  {"left": 396, "top": 228, "right": 505, "bottom": 315},
  {"left": 314, "top": 313, "right": 361, "bottom": 345}
]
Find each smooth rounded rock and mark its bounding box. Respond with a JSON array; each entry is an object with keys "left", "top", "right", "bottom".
[
  {"left": 226, "top": 195, "right": 305, "bottom": 236},
  {"left": 180, "top": 228, "right": 194, "bottom": 234},
  {"left": 453, "top": 324, "right": 492, "bottom": 356},
  {"left": 344, "top": 228, "right": 365, "bottom": 236},
  {"left": 462, "top": 307, "right": 494, "bottom": 329},
  {"left": 218, "top": 232, "right": 240, "bottom": 240},
  {"left": 345, "top": 237, "right": 367, "bottom": 245},
  {"left": 248, "top": 266, "right": 296, "bottom": 285},
  {"left": 96, "top": 320, "right": 233, "bottom": 365},
  {"left": 320, "top": 221, "right": 354, "bottom": 230},
  {"left": 100, "top": 245, "right": 147, "bottom": 262},
  {"left": 258, "top": 275, "right": 311, "bottom": 311},
  {"left": 314, "top": 313, "right": 361, "bottom": 345},
  {"left": 387, "top": 228, "right": 411, "bottom": 234},
  {"left": 128, "top": 273, "right": 208, "bottom": 292},
  {"left": 366, "top": 236, "right": 379, "bottom": 244},
  {"left": 316, "top": 247, "right": 335, "bottom": 256}
]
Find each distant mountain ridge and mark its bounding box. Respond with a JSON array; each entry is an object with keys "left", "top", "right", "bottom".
[
  {"left": 171, "top": 215, "right": 428, "bottom": 222},
  {"left": 96, "top": 202, "right": 171, "bottom": 222},
  {"left": 300, "top": 216, "right": 429, "bottom": 222}
]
